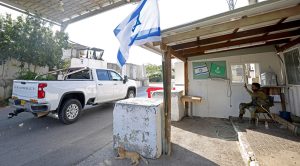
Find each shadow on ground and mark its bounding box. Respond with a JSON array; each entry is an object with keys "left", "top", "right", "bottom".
[
  {"left": 79, "top": 117, "right": 244, "bottom": 166},
  {"left": 232, "top": 118, "right": 300, "bottom": 142},
  {"left": 78, "top": 142, "right": 218, "bottom": 166},
  {"left": 172, "top": 117, "right": 238, "bottom": 141}
]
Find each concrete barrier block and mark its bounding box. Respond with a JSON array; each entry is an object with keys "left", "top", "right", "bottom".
[
  {"left": 113, "top": 98, "right": 163, "bottom": 159},
  {"left": 152, "top": 90, "right": 185, "bottom": 121}
]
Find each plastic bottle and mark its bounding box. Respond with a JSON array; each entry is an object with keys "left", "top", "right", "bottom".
[{"left": 265, "top": 121, "right": 269, "bottom": 129}]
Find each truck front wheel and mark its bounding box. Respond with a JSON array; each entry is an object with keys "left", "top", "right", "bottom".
[
  {"left": 126, "top": 89, "right": 136, "bottom": 99},
  {"left": 58, "top": 99, "right": 82, "bottom": 124}
]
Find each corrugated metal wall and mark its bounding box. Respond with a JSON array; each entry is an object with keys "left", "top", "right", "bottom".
[
  {"left": 287, "top": 86, "right": 300, "bottom": 117},
  {"left": 283, "top": 45, "right": 300, "bottom": 117}
]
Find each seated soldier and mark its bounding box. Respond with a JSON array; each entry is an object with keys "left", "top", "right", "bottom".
[{"left": 239, "top": 83, "right": 269, "bottom": 124}]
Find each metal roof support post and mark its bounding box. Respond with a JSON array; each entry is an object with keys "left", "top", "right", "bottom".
[
  {"left": 60, "top": 23, "right": 68, "bottom": 32},
  {"left": 161, "top": 44, "right": 172, "bottom": 156}
]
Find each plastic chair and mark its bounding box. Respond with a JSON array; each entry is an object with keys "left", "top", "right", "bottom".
[{"left": 254, "top": 96, "right": 275, "bottom": 127}]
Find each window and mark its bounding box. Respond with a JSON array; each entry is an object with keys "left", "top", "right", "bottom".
[
  {"left": 231, "top": 65, "right": 244, "bottom": 83},
  {"left": 284, "top": 49, "right": 300, "bottom": 85},
  {"left": 231, "top": 63, "right": 260, "bottom": 84},
  {"left": 96, "top": 69, "right": 110, "bottom": 81},
  {"left": 245, "top": 63, "right": 260, "bottom": 84},
  {"left": 67, "top": 69, "right": 90, "bottom": 80},
  {"left": 110, "top": 71, "right": 122, "bottom": 81}
]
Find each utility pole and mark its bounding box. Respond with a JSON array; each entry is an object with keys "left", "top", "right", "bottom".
[
  {"left": 248, "top": 0, "right": 258, "bottom": 5},
  {"left": 226, "top": 0, "right": 237, "bottom": 11}
]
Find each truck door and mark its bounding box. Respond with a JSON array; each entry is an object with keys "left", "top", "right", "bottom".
[
  {"left": 95, "top": 69, "right": 114, "bottom": 102},
  {"left": 109, "top": 71, "right": 127, "bottom": 99}
]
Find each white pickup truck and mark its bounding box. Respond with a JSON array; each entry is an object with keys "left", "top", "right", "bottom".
[{"left": 9, "top": 67, "right": 137, "bottom": 124}]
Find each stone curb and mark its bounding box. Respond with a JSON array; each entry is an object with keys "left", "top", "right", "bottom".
[{"left": 230, "top": 117, "right": 259, "bottom": 166}]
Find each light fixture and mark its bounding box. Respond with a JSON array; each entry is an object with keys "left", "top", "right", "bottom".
[{"left": 58, "top": 0, "right": 64, "bottom": 12}]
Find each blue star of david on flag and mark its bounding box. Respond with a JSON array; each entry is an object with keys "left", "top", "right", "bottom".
[{"left": 113, "top": 0, "right": 161, "bottom": 67}]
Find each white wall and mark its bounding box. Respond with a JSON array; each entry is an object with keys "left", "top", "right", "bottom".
[
  {"left": 0, "top": 59, "right": 49, "bottom": 100},
  {"left": 187, "top": 46, "right": 284, "bottom": 118},
  {"left": 70, "top": 58, "right": 107, "bottom": 68},
  {"left": 174, "top": 62, "right": 184, "bottom": 85}
]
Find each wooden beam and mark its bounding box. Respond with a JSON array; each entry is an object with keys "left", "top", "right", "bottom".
[
  {"left": 181, "top": 39, "right": 290, "bottom": 57},
  {"left": 184, "top": 60, "right": 189, "bottom": 117},
  {"left": 160, "top": 43, "right": 185, "bottom": 61},
  {"left": 278, "top": 37, "right": 300, "bottom": 52},
  {"left": 263, "top": 17, "right": 287, "bottom": 36},
  {"left": 227, "top": 28, "right": 239, "bottom": 43},
  {"left": 161, "top": 46, "right": 172, "bottom": 156},
  {"left": 172, "top": 19, "right": 300, "bottom": 50},
  {"left": 177, "top": 29, "right": 299, "bottom": 56},
  {"left": 163, "top": 5, "right": 300, "bottom": 44}
]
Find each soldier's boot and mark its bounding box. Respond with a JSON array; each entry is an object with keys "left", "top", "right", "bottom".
[
  {"left": 238, "top": 114, "right": 244, "bottom": 123},
  {"left": 248, "top": 118, "right": 257, "bottom": 129}
]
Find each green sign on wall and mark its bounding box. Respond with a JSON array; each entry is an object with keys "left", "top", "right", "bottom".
[{"left": 192, "top": 61, "right": 227, "bottom": 79}]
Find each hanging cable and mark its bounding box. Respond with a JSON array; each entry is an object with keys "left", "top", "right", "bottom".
[{"left": 227, "top": 79, "right": 232, "bottom": 107}]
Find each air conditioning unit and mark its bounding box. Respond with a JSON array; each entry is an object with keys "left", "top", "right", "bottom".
[{"left": 261, "top": 72, "right": 277, "bottom": 86}]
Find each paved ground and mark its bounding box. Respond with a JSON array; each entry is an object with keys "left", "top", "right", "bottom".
[
  {"left": 78, "top": 117, "right": 244, "bottom": 166},
  {"left": 0, "top": 87, "right": 147, "bottom": 166},
  {"left": 233, "top": 121, "right": 300, "bottom": 166},
  {"left": 0, "top": 86, "right": 243, "bottom": 166},
  {"left": 0, "top": 103, "right": 114, "bottom": 166}
]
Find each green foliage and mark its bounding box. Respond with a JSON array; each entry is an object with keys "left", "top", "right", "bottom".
[
  {"left": 17, "top": 70, "right": 37, "bottom": 80},
  {"left": 62, "top": 59, "right": 71, "bottom": 69},
  {"left": 149, "top": 73, "right": 162, "bottom": 82},
  {"left": 17, "top": 70, "right": 56, "bottom": 80},
  {"left": 146, "top": 64, "right": 162, "bottom": 82},
  {"left": 0, "top": 13, "right": 69, "bottom": 70},
  {"left": 0, "top": 98, "right": 9, "bottom": 107}
]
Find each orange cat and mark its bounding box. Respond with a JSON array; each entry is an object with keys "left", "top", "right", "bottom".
[{"left": 115, "top": 147, "right": 149, "bottom": 166}]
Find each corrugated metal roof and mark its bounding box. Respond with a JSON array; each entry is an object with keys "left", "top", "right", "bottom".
[{"left": 0, "top": 0, "right": 140, "bottom": 25}]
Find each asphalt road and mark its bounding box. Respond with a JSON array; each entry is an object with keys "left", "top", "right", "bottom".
[{"left": 0, "top": 87, "right": 148, "bottom": 166}]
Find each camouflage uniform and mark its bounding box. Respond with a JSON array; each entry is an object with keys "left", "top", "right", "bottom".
[{"left": 239, "top": 88, "right": 268, "bottom": 119}]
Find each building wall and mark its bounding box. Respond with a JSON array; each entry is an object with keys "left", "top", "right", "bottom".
[
  {"left": 107, "top": 63, "right": 149, "bottom": 87},
  {"left": 107, "top": 63, "right": 122, "bottom": 74},
  {"left": 187, "top": 46, "right": 284, "bottom": 118},
  {"left": 0, "top": 59, "right": 49, "bottom": 100},
  {"left": 70, "top": 58, "right": 107, "bottom": 69}
]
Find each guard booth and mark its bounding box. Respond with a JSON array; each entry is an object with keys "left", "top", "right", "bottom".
[{"left": 141, "top": 0, "right": 300, "bottom": 155}]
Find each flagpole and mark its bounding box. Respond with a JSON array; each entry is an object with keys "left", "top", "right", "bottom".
[{"left": 161, "top": 44, "right": 172, "bottom": 156}]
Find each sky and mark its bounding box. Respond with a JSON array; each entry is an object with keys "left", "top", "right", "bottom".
[{"left": 0, "top": 0, "right": 253, "bottom": 65}]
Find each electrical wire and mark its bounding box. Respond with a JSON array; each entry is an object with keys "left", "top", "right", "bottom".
[{"left": 227, "top": 79, "right": 232, "bottom": 107}]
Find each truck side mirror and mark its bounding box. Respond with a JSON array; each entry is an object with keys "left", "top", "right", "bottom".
[{"left": 123, "top": 75, "right": 128, "bottom": 84}]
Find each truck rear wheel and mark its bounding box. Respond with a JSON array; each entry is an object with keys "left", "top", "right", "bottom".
[{"left": 58, "top": 99, "right": 82, "bottom": 124}]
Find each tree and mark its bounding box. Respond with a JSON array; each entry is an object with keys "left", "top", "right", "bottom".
[
  {"left": 146, "top": 64, "right": 162, "bottom": 82},
  {"left": 0, "top": 13, "right": 69, "bottom": 72},
  {"left": 0, "top": 14, "right": 15, "bottom": 62}
]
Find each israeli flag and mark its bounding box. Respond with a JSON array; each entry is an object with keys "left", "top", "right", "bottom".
[{"left": 114, "top": 0, "right": 161, "bottom": 67}]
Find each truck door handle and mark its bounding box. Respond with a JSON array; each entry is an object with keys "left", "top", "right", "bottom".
[{"left": 98, "top": 83, "right": 103, "bottom": 86}]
